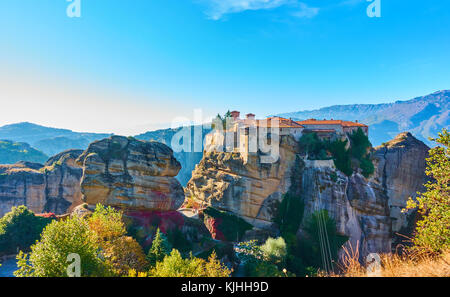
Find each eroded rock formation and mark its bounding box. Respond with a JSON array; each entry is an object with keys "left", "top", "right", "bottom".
[
  {"left": 76, "top": 136, "right": 185, "bottom": 211},
  {"left": 0, "top": 149, "right": 83, "bottom": 217},
  {"left": 186, "top": 132, "right": 430, "bottom": 257},
  {"left": 372, "top": 132, "right": 429, "bottom": 247},
  {"left": 186, "top": 136, "right": 300, "bottom": 228}
]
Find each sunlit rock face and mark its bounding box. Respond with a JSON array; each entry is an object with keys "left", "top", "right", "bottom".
[
  {"left": 186, "top": 135, "right": 300, "bottom": 229},
  {"left": 0, "top": 149, "right": 84, "bottom": 217},
  {"left": 77, "top": 136, "right": 185, "bottom": 211}
]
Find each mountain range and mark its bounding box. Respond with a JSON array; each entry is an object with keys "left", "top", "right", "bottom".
[{"left": 275, "top": 90, "right": 449, "bottom": 147}]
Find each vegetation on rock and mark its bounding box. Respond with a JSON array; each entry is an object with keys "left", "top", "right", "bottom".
[{"left": 405, "top": 128, "right": 450, "bottom": 254}]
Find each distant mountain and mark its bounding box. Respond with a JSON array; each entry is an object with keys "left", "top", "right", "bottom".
[
  {"left": 0, "top": 122, "right": 111, "bottom": 156},
  {"left": 0, "top": 140, "right": 48, "bottom": 164},
  {"left": 275, "top": 90, "right": 449, "bottom": 147}
]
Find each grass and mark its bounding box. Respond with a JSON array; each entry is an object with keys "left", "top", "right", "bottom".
[{"left": 324, "top": 243, "right": 450, "bottom": 277}]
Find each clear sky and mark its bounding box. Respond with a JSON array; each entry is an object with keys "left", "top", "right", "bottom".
[{"left": 0, "top": 0, "right": 449, "bottom": 135}]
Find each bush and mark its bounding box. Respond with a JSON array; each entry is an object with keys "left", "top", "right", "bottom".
[
  {"left": 260, "top": 237, "right": 287, "bottom": 265},
  {"left": 149, "top": 249, "right": 231, "bottom": 277},
  {"left": 0, "top": 206, "right": 53, "bottom": 255},
  {"left": 236, "top": 240, "right": 287, "bottom": 277}
]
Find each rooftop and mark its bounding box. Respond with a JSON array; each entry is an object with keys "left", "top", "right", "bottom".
[{"left": 296, "top": 119, "right": 368, "bottom": 127}]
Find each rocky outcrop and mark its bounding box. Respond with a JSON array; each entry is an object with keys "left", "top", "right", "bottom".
[
  {"left": 0, "top": 149, "right": 84, "bottom": 217},
  {"left": 76, "top": 136, "right": 185, "bottom": 211},
  {"left": 186, "top": 136, "right": 300, "bottom": 229},
  {"left": 299, "top": 162, "right": 391, "bottom": 258},
  {"left": 372, "top": 132, "right": 429, "bottom": 247},
  {"left": 186, "top": 132, "right": 429, "bottom": 258}
]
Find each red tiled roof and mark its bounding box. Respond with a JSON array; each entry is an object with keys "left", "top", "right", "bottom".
[{"left": 296, "top": 119, "right": 367, "bottom": 128}]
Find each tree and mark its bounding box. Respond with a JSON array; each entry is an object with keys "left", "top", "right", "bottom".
[
  {"left": 405, "top": 128, "right": 450, "bottom": 253},
  {"left": 299, "top": 210, "right": 348, "bottom": 272},
  {"left": 103, "top": 236, "right": 148, "bottom": 276},
  {"left": 0, "top": 206, "right": 53, "bottom": 255},
  {"left": 14, "top": 215, "right": 107, "bottom": 277},
  {"left": 147, "top": 228, "right": 172, "bottom": 266},
  {"left": 148, "top": 249, "right": 231, "bottom": 277},
  {"left": 88, "top": 204, "right": 148, "bottom": 275},
  {"left": 88, "top": 204, "right": 126, "bottom": 243}
]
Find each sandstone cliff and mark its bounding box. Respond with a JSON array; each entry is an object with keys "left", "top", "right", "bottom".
[
  {"left": 0, "top": 149, "right": 83, "bottom": 217},
  {"left": 186, "top": 136, "right": 300, "bottom": 228},
  {"left": 76, "top": 136, "right": 185, "bottom": 211},
  {"left": 186, "top": 133, "right": 430, "bottom": 257}
]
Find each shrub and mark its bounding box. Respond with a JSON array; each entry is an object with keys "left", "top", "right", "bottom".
[
  {"left": 236, "top": 240, "right": 288, "bottom": 277},
  {"left": 260, "top": 237, "right": 287, "bottom": 265},
  {"left": 405, "top": 128, "right": 450, "bottom": 254},
  {"left": 0, "top": 206, "right": 53, "bottom": 255},
  {"left": 149, "top": 249, "right": 231, "bottom": 277}
]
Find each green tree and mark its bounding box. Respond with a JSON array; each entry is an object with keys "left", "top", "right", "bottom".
[
  {"left": 274, "top": 193, "right": 304, "bottom": 236},
  {"left": 0, "top": 206, "right": 53, "bottom": 255},
  {"left": 328, "top": 139, "right": 353, "bottom": 176},
  {"left": 405, "top": 128, "right": 450, "bottom": 253},
  {"left": 14, "top": 215, "right": 107, "bottom": 277},
  {"left": 147, "top": 228, "right": 172, "bottom": 266},
  {"left": 299, "top": 210, "right": 348, "bottom": 272}
]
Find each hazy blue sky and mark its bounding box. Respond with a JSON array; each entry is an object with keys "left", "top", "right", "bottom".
[{"left": 0, "top": 0, "right": 449, "bottom": 135}]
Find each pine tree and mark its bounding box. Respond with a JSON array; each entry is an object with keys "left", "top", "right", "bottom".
[{"left": 147, "top": 228, "right": 172, "bottom": 266}]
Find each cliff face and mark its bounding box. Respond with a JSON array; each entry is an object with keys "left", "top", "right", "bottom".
[
  {"left": 372, "top": 132, "right": 429, "bottom": 246},
  {"left": 0, "top": 149, "right": 83, "bottom": 217},
  {"left": 186, "top": 133, "right": 429, "bottom": 257},
  {"left": 76, "top": 136, "right": 185, "bottom": 211},
  {"left": 186, "top": 136, "right": 300, "bottom": 228}
]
